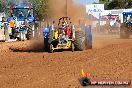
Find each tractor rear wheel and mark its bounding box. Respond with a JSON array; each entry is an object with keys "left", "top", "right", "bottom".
[
  {"left": 27, "top": 28, "right": 33, "bottom": 40},
  {"left": 48, "top": 30, "right": 54, "bottom": 44},
  {"left": 47, "top": 30, "right": 54, "bottom": 52},
  {"left": 75, "top": 30, "right": 85, "bottom": 51}
]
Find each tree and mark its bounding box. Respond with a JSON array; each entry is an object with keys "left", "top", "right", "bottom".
[
  {"left": 31, "top": 0, "right": 50, "bottom": 21},
  {"left": 99, "top": 0, "right": 132, "bottom": 10},
  {"left": 99, "top": 0, "right": 110, "bottom": 4},
  {"left": 99, "top": 0, "right": 111, "bottom": 9},
  {"left": 0, "top": 0, "right": 8, "bottom": 12},
  {"left": 0, "top": 0, "right": 50, "bottom": 20}
]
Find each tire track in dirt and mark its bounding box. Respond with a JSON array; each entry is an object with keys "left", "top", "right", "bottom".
[{"left": 0, "top": 36, "right": 132, "bottom": 88}]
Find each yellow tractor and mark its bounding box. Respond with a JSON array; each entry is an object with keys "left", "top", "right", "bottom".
[
  {"left": 48, "top": 17, "right": 75, "bottom": 52},
  {"left": 43, "top": 17, "right": 92, "bottom": 53}
]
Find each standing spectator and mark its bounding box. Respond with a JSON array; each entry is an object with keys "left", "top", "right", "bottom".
[
  {"left": 10, "top": 17, "right": 16, "bottom": 38},
  {"left": 51, "top": 21, "right": 56, "bottom": 31}
]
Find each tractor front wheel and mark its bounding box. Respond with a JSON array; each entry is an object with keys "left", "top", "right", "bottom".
[{"left": 18, "top": 32, "right": 25, "bottom": 41}]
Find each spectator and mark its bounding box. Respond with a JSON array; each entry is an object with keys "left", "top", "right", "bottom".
[{"left": 51, "top": 21, "right": 56, "bottom": 31}]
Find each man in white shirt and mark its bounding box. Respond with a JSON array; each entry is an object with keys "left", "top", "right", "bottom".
[{"left": 51, "top": 21, "right": 56, "bottom": 31}]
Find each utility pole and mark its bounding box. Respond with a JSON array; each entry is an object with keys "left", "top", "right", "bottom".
[{"left": 66, "top": 0, "right": 68, "bottom": 17}]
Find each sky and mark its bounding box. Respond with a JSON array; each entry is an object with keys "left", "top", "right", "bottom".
[{"left": 73, "top": 0, "right": 99, "bottom": 5}]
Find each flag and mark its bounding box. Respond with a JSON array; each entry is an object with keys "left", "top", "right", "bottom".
[{"left": 81, "top": 69, "right": 90, "bottom": 77}]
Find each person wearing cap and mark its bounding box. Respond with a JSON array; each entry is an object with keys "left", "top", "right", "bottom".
[{"left": 19, "top": 11, "right": 24, "bottom": 18}]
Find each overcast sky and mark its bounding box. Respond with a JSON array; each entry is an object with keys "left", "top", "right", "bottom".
[{"left": 73, "top": 0, "right": 99, "bottom": 5}]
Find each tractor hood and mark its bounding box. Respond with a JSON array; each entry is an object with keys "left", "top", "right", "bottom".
[
  {"left": 14, "top": 5, "right": 33, "bottom": 9},
  {"left": 17, "top": 16, "right": 34, "bottom": 22},
  {"left": 16, "top": 16, "right": 34, "bottom": 22}
]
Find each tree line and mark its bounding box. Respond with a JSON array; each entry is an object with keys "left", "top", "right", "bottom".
[
  {"left": 99, "top": 0, "right": 132, "bottom": 9},
  {"left": 0, "top": 0, "right": 50, "bottom": 21},
  {"left": 0, "top": 0, "right": 132, "bottom": 21}
]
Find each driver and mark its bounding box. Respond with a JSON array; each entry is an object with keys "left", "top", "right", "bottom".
[{"left": 19, "top": 11, "right": 24, "bottom": 17}]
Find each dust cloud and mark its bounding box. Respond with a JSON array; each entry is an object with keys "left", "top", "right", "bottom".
[
  {"left": 49, "top": 0, "right": 88, "bottom": 24},
  {"left": 29, "top": 38, "right": 44, "bottom": 52}
]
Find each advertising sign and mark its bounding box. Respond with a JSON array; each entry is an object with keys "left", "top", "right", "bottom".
[{"left": 86, "top": 4, "right": 104, "bottom": 19}]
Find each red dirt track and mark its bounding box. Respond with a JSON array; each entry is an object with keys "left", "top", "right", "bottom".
[{"left": 0, "top": 35, "right": 132, "bottom": 88}]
